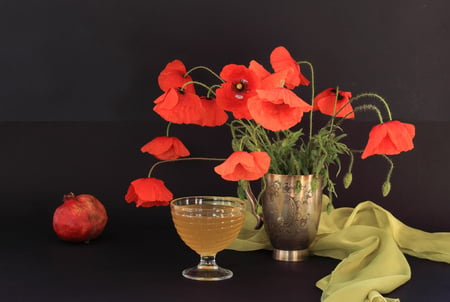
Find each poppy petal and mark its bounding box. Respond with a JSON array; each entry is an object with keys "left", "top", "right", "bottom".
[
  {"left": 158, "top": 60, "right": 195, "bottom": 93},
  {"left": 270, "top": 46, "right": 310, "bottom": 88},
  {"left": 141, "top": 136, "right": 190, "bottom": 160},
  {"left": 214, "top": 151, "right": 270, "bottom": 181},
  {"left": 361, "top": 121, "right": 415, "bottom": 159},
  {"left": 125, "top": 178, "right": 173, "bottom": 207}
]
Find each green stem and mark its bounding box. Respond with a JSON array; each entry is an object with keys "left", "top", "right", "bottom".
[
  {"left": 181, "top": 80, "right": 217, "bottom": 96},
  {"left": 298, "top": 61, "right": 315, "bottom": 140},
  {"left": 350, "top": 93, "right": 393, "bottom": 121},
  {"left": 185, "top": 65, "right": 224, "bottom": 82},
  {"left": 329, "top": 86, "right": 339, "bottom": 133},
  {"left": 381, "top": 154, "right": 394, "bottom": 182},
  {"left": 334, "top": 104, "right": 384, "bottom": 127},
  {"left": 147, "top": 157, "right": 226, "bottom": 178},
  {"left": 165, "top": 122, "right": 172, "bottom": 137}
]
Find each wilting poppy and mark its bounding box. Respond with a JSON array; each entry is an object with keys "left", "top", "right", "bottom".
[
  {"left": 215, "top": 64, "right": 260, "bottom": 119},
  {"left": 197, "top": 97, "right": 229, "bottom": 126},
  {"left": 141, "top": 136, "right": 190, "bottom": 160},
  {"left": 153, "top": 88, "right": 205, "bottom": 124},
  {"left": 270, "top": 46, "right": 310, "bottom": 89},
  {"left": 361, "top": 120, "right": 415, "bottom": 159},
  {"left": 314, "top": 88, "right": 354, "bottom": 118},
  {"left": 125, "top": 178, "right": 173, "bottom": 207},
  {"left": 157, "top": 60, "right": 195, "bottom": 93},
  {"left": 247, "top": 88, "right": 312, "bottom": 131},
  {"left": 214, "top": 151, "right": 271, "bottom": 181}
]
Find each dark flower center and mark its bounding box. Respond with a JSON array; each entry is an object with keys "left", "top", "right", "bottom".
[
  {"left": 232, "top": 79, "right": 249, "bottom": 100},
  {"left": 330, "top": 89, "right": 344, "bottom": 100},
  {"left": 234, "top": 79, "right": 248, "bottom": 91}
]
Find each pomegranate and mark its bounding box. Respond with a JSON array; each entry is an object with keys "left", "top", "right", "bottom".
[{"left": 53, "top": 193, "right": 108, "bottom": 243}]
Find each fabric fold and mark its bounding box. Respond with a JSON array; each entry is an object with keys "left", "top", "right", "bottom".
[{"left": 227, "top": 198, "right": 450, "bottom": 302}]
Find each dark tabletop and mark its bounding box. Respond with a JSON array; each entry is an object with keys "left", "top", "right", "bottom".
[{"left": 1, "top": 122, "right": 449, "bottom": 302}]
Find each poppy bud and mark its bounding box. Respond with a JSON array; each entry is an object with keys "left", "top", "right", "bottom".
[
  {"left": 343, "top": 172, "right": 353, "bottom": 189},
  {"left": 382, "top": 181, "right": 391, "bottom": 197}
]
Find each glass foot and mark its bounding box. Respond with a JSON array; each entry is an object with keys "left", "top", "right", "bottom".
[
  {"left": 181, "top": 255, "right": 233, "bottom": 281},
  {"left": 182, "top": 265, "right": 233, "bottom": 281}
]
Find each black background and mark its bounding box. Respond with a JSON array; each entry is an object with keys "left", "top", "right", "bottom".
[
  {"left": 1, "top": 1, "right": 449, "bottom": 301},
  {"left": 2, "top": 0, "right": 450, "bottom": 122}
]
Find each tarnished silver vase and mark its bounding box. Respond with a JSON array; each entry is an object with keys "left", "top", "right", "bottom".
[{"left": 245, "top": 173, "right": 323, "bottom": 262}]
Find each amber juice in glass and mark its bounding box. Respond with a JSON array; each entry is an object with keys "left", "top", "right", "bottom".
[{"left": 170, "top": 196, "right": 246, "bottom": 281}]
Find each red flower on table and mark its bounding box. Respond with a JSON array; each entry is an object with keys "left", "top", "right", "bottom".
[
  {"left": 215, "top": 64, "right": 260, "bottom": 119},
  {"left": 158, "top": 60, "right": 195, "bottom": 93},
  {"left": 214, "top": 151, "right": 271, "bottom": 181},
  {"left": 153, "top": 88, "right": 204, "bottom": 124},
  {"left": 270, "top": 46, "right": 310, "bottom": 89},
  {"left": 247, "top": 88, "right": 313, "bottom": 131},
  {"left": 361, "top": 120, "right": 415, "bottom": 159},
  {"left": 314, "top": 88, "right": 354, "bottom": 118},
  {"left": 141, "top": 136, "right": 190, "bottom": 160},
  {"left": 125, "top": 178, "right": 173, "bottom": 207}
]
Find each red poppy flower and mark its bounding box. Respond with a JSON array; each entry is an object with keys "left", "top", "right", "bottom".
[
  {"left": 125, "top": 178, "right": 173, "bottom": 207},
  {"left": 270, "top": 46, "right": 310, "bottom": 89},
  {"left": 314, "top": 88, "right": 354, "bottom": 118},
  {"left": 197, "top": 97, "right": 229, "bottom": 126},
  {"left": 153, "top": 88, "right": 205, "bottom": 124},
  {"left": 215, "top": 64, "right": 260, "bottom": 119},
  {"left": 214, "top": 151, "right": 271, "bottom": 181},
  {"left": 141, "top": 136, "right": 190, "bottom": 160},
  {"left": 361, "top": 120, "right": 415, "bottom": 159},
  {"left": 157, "top": 60, "right": 195, "bottom": 93},
  {"left": 247, "top": 88, "right": 312, "bottom": 131},
  {"left": 249, "top": 60, "right": 289, "bottom": 89}
]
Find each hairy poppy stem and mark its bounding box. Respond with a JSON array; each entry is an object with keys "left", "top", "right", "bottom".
[
  {"left": 350, "top": 93, "right": 393, "bottom": 121},
  {"left": 147, "top": 157, "right": 226, "bottom": 178}
]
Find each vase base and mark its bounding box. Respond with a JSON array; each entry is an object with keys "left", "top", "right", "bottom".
[{"left": 273, "top": 249, "right": 309, "bottom": 262}]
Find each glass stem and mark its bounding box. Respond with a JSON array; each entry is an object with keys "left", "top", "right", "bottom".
[{"left": 198, "top": 255, "right": 218, "bottom": 270}]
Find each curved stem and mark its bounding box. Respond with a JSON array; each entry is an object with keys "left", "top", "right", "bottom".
[
  {"left": 350, "top": 93, "right": 393, "bottom": 121},
  {"left": 185, "top": 66, "right": 224, "bottom": 82},
  {"left": 381, "top": 154, "right": 394, "bottom": 182},
  {"left": 335, "top": 104, "right": 384, "bottom": 126},
  {"left": 181, "top": 80, "right": 216, "bottom": 97},
  {"left": 147, "top": 157, "right": 225, "bottom": 178},
  {"left": 298, "top": 61, "right": 315, "bottom": 140}
]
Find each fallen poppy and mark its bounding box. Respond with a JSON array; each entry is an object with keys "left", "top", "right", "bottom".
[
  {"left": 125, "top": 178, "right": 173, "bottom": 207},
  {"left": 361, "top": 120, "right": 415, "bottom": 159},
  {"left": 141, "top": 136, "right": 190, "bottom": 160},
  {"left": 214, "top": 151, "right": 270, "bottom": 181}
]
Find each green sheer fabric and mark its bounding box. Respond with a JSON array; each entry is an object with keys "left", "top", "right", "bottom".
[{"left": 228, "top": 197, "right": 450, "bottom": 302}]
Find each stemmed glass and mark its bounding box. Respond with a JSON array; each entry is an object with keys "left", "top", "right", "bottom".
[{"left": 170, "top": 196, "right": 246, "bottom": 281}]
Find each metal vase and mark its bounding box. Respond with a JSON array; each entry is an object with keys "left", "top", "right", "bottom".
[{"left": 261, "top": 174, "right": 322, "bottom": 261}]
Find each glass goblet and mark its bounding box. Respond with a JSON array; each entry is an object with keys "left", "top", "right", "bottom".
[{"left": 170, "top": 196, "right": 246, "bottom": 281}]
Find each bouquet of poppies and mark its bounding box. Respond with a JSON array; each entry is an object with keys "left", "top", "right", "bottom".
[{"left": 125, "top": 46, "right": 415, "bottom": 210}]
